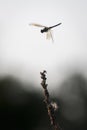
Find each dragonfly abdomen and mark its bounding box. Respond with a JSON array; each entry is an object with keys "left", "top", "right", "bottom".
[{"left": 48, "top": 23, "right": 62, "bottom": 29}]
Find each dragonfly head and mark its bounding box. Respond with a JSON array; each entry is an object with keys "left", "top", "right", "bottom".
[{"left": 41, "top": 29, "right": 44, "bottom": 33}]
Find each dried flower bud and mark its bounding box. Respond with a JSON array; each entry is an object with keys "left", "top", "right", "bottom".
[{"left": 51, "top": 102, "right": 58, "bottom": 111}]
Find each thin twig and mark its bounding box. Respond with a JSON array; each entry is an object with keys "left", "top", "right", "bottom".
[{"left": 40, "top": 70, "right": 61, "bottom": 130}]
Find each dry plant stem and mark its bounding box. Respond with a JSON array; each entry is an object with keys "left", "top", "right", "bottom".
[{"left": 40, "top": 70, "right": 60, "bottom": 130}]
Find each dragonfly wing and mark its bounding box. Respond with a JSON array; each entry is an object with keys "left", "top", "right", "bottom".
[
  {"left": 49, "top": 30, "right": 54, "bottom": 42},
  {"left": 46, "top": 30, "right": 54, "bottom": 42},
  {"left": 46, "top": 30, "right": 51, "bottom": 39},
  {"left": 29, "top": 23, "right": 46, "bottom": 28}
]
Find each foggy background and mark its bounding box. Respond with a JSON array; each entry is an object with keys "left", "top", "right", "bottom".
[{"left": 0, "top": 0, "right": 87, "bottom": 129}]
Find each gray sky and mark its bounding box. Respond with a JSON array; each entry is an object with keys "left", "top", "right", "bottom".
[{"left": 0, "top": 0, "right": 87, "bottom": 90}]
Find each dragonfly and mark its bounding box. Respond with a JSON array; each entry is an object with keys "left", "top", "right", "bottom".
[{"left": 29, "top": 23, "right": 62, "bottom": 42}]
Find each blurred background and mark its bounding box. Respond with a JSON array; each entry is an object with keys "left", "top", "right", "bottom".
[
  {"left": 0, "top": 0, "right": 87, "bottom": 129},
  {"left": 0, "top": 73, "right": 87, "bottom": 130}
]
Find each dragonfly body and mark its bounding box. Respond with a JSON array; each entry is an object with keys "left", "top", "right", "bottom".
[
  {"left": 41, "top": 23, "right": 62, "bottom": 33},
  {"left": 29, "top": 22, "right": 62, "bottom": 42}
]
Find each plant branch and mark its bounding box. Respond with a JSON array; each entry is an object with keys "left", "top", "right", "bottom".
[{"left": 40, "top": 70, "right": 61, "bottom": 130}]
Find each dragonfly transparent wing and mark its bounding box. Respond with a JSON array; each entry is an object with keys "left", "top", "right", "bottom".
[
  {"left": 46, "top": 29, "right": 54, "bottom": 42},
  {"left": 29, "top": 23, "right": 46, "bottom": 28},
  {"left": 49, "top": 30, "right": 54, "bottom": 42},
  {"left": 46, "top": 30, "right": 51, "bottom": 39}
]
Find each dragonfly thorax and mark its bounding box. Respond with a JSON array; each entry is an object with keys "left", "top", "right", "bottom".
[{"left": 41, "top": 27, "right": 49, "bottom": 33}]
